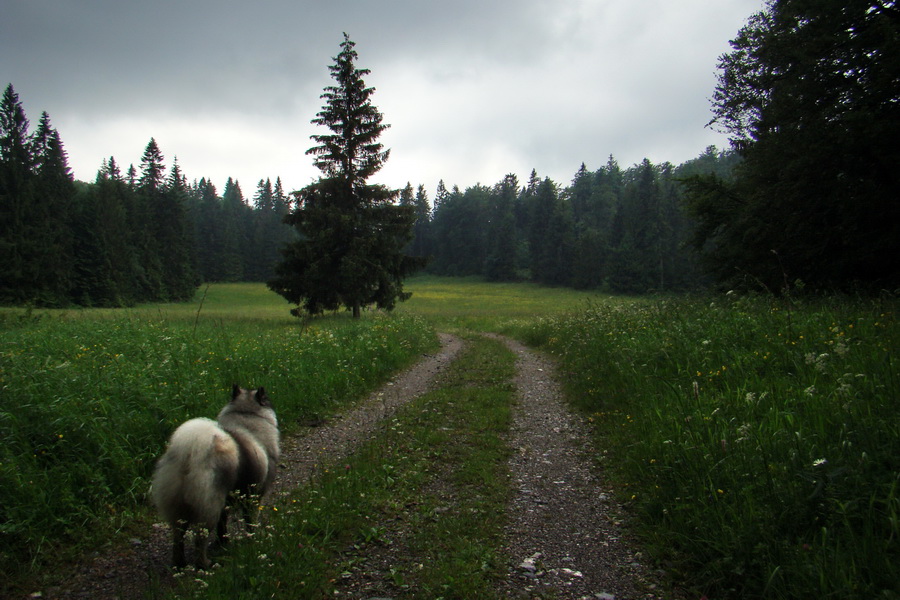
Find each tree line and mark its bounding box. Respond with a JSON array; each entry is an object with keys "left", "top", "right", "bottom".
[
  {"left": 401, "top": 149, "right": 739, "bottom": 293},
  {"left": 0, "top": 84, "right": 295, "bottom": 307}
]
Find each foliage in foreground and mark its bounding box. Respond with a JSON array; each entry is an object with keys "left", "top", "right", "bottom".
[
  {"left": 515, "top": 293, "right": 899, "bottom": 599},
  {"left": 168, "top": 335, "right": 514, "bottom": 599},
  {"left": 0, "top": 308, "right": 434, "bottom": 583}
]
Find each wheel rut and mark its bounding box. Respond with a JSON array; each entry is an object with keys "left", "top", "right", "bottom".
[{"left": 491, "top": 334, "right": 663, "bottom": 600}]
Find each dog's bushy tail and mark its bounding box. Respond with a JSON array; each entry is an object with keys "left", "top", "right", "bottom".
[{"left": 151, "top": 418, "right": 239, "bottom": 529}]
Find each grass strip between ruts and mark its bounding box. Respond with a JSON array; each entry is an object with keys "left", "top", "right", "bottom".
[{"left": 169, "top": 333, "right": 516, "bottom": 599}]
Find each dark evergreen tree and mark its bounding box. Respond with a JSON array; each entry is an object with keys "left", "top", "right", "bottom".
[
  {"left": 433, "top": 179, "right": 449, "bottom": 212},
  {"left": 246, "top": 177, "right": 294, "bottom": 282},
  {"left": 484, "top": 174, "right": 519, "bottom": 281},
  {"left": 568, "top": 163, "right": 593, "bottom": 224},
  {"left": 535, "top": 178, "right": 575, "bottom": 286},
  {"left": 608, "top": 159, "right": 661, "bottom": 292},
  {"left": 570, "top": 159, "right": 620, "bottom": 289},
  {"left": 528, "top": 177, "right": 559, "bottom": 283},
  {"left": 430, "top": 184, "right": 489, "bottom": 276},
  {"left": 1, "top": 85, "right": 36, "bottom": 303},
  {"left": 270, "top": 177, "right": 295, "bottom": 270},
  {"left": 410, "top": 184, "right": 432, "bottom": 259},
  {"left": 254, "top": 178, "right": 274, "bottom": 213},
  {"left": 133, "top": 138, "right": 168, "bottom": 298},
  {"left": 247, "top": 178, "right": 275, "bottom": 281},
  {"left": 28, "top": 111, "right": 75, "bottom": 303},
  {"left": 220, "top": 177, "right": 249, "bottom": 281},
  {"left": 72, "top": 158, "right": 138, "bottom": 305},
  {"left": 189, "top": 178, "right": 222, "bottom": 282},
  {"left": 269, "top": 34, "right": 424, "bottom": 318},
  {"left": 138, "top": 138, "right": 166, "bottom": 192},
  {"left": 158, "top": 160, "right": 197, "bottom": 299},
  {"left": 398, "top": 182, "right": 414, "bottom": 207},
  {"left": 0, "top": 87, "right": 76, "bottom": 305}
]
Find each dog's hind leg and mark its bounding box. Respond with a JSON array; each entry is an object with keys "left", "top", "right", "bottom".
[
  {"left": 194, "top": 525, "right": 212, "bottom": 569},
  {"left": 216, "top": 507, "right": 229, "bottom": 545},
  {"left": 172, "top": 520, "right": 187, "bottom": 568}
]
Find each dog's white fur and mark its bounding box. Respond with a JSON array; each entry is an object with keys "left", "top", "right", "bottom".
[{"left": 151, "top": 386, "right": 279, "bottom": 568}]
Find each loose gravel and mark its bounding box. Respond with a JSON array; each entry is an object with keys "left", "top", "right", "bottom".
[{"left": 491, "top": 335, "right": 665, "bottom": 600}]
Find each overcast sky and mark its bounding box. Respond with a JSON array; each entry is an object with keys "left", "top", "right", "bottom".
[{"left": 2, "top": 0, "right": 763, "bottom": 198}]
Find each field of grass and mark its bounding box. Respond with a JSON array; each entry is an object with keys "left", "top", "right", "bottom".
[
  {"left": 511, "top": 292, "right": 899, "bottom": 599},
  {"left": 398, "top": 274, "right": 619, "bottom": 329},
  {"left": 0, "top": 284, "right": 435, "bottom": 588},
  {"left": 2, "top": 278, "right": 897, "bottom": 599}
]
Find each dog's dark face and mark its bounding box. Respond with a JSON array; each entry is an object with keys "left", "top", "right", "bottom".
[{"left": 230, "top": 384, "right": 273, "bottom": 410}]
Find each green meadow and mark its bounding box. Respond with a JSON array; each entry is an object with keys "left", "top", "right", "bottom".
[
  {"left": 1, "top": 277, "right": 897, "bottom": 599},
  {"left": 397, "top": 275, "right": 613, "bottom": 323}
]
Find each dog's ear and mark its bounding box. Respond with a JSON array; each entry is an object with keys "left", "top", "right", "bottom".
[
  {"left": 256, "top": 387, "right": 270, "bottom": 406},
  {"left": 231, "top": 383, "right": 241, "bottom": 399}
]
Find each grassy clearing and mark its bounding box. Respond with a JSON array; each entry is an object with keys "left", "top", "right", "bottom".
[
  {"left": 0, "top": 285, "right": 435, "bottom": 590},
  {"left": 171, "top": 334, "right": 515, "bottom": 599},
  {"left": 399, "top": 275, "right": 620, "bottom": 330},
  {"left": 511, "top": 293, "right": 899, "bottom": 599}
]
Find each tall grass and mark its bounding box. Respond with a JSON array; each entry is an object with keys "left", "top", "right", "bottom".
[
  {"left": 0, "top": 285, "right": 435, "bottom": 584},
  {"left": 513, "top": 293, "right": 899, "bottom": 598}
]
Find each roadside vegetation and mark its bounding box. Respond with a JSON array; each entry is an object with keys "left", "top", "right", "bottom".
[{"left": 513, "top": 291, "right": 899, "bottom": 599}]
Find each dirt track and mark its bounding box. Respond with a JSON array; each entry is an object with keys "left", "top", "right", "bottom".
[{"left": 41, "top": 332, "right": 662, "bottom": 599}]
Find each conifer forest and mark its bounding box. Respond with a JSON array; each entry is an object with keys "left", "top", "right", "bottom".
[{"left": 1, "top": 81, "right": 740, "bottom": 308}]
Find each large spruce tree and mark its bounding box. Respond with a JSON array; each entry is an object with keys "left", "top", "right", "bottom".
[{"left": 269, "top": 34, "right": 423, "bottom": 318}]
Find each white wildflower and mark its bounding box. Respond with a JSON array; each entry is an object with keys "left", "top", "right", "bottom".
[{"left": 813, "top": 458, "right": 827, "bottom": 467}]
